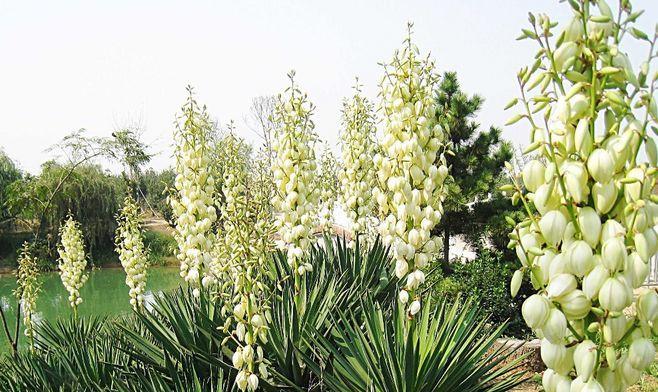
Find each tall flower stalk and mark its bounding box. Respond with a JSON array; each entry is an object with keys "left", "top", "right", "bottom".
[
  {"left": 57, "top": 216, "right": 88, "bottom": 317},
  {"left": 169, "top": 86, "right": 218, "bottom": 295},
  {"left": 373, "top": 26, "right": 450, "bottom": 315},
  {"left": 505, "top": 1, "right": 658, "bottom": 390},
  {"left": 339, "top": 81, "right": 378, "bottom": 239},
  {"left": 317, "top": 145, "right": 339, "bottom": 234},
  {"left": 272, "top": 72, "right": 320, "bottom": 283},
  {"left": 115, "top": 196, "right": 149, "bottom": 311},
  {"left": 216, "top": 132, "right": 273, "bottom": 391},
  {"left": 14, "top": 243, "right": 40, "bottom": 351}
]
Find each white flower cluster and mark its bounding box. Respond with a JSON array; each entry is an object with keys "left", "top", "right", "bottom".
[
  {"left": 14, "top": 242, "right": 40, "bottom": 345},
  {"left": 317, "top": 145, "right": 339, "bottom": 233},
  {"left": 217, "top": 133, "right": 272, "bottom": 392},
  {"left": 115, "top": 196, "right": 149, "bottom": 310},
  {"left": 373, "top": 31, "right": 449, "bottom": 314},
  {"left": 169, "top": 88, "right": 218, "bottom": 294},
  {"left": 506, "top": 3, "right": 658, "bottom": 391},
  {"left": 272, "top": 73, "right": 320, "bottom": 276},
  {"left": 57, "top": 216, "right": 88, "bottom": 312},
  {"left": 339, "top": 83, "right": 378, "bottom": 238}
]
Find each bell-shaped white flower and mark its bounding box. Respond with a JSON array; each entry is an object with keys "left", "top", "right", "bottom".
[
  {"left": 587, "top": 149, "right": 615, "bottom": 183},
  {"left": 522, "top": 294, "right": 551, "bottom": 329},
  {"left": 573, "top": 340, "right": 597, "bottom": 380},
  {"left": 539, "top": 210, "right": 568, "bottom": 246},
  {"left": 577, "top": 207, "right": 601, "bottom": 248},
  {"left": 598, "top": 276, "right": 631, "bottom": 312},
  {"left": 628, "top": 338, "right": 655, "bottom": 370}
]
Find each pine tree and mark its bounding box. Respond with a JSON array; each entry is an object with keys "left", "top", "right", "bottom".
[{"left": 433, "top": 72, "right": 513, "bottom": 270}]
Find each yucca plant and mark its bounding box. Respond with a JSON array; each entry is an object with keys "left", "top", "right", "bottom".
[
  {"left": 116, "top": 287, "right": 240, "bottom": 390},
  {"left": 116, "top": 287, "right": 293, "bottom": 391},
  {"left": 301, "top": 296, "right": 528, "bottom": 392},
  {"left": 0, "top": 316, "right": 126, "bottom": 391},
  {"left": 265, "top": 235, "right": 396, "bottom": 389}
]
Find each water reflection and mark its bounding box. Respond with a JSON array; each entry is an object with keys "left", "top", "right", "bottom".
[{"left": 0, "top": 267, "right": 180, "bottom": 350}]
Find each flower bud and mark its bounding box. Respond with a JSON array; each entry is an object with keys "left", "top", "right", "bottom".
[
  {"left": 628, "top": 338, "right": 655, "bottom": 370},
  {"left": 523, "top": 160, "right": 545, "bottom": 192},
  {"left": 549, "top": 252, "right": 571, "bottom": 279},
  {"left": 540, "top": 339, "right": 573, "bottom": 375},
  {"left": 542, "top": 369, "right": 558, "bottom": 392},
  {"left": 574, "top": 119, "right": 592, "bottom": 157},
  {"left": 553, "top": 42, "right": 578, "bottom": 73},
  {"left": 628, "top": 252, "right": 649, "bottom": 288},
  {"left": 542, "top": 308, "right": 567, "bottom": 344},
  {"left": 558, "top": 289, "right": 591, "bottom": 320},
  {"left": 601, "top": 237, "right": 627, "bottom": 273},
  {"left": 587, "top": 149, "right": 615, "bottom": 183},
  {"left": 592, "top": 181, "right": 617, "bottom": 214},
  {"left": 601, "top": 219, "right": 626, "bottom": 242},
  {"left": 398, "top": 290, "right": 409, "bottom": 304},
  {"left": 522, "top": 294, "right": 551, "bottom": 329},
  {"left": 596, "top": 367, "right": 623, "bottom": 392},
  {"left": 539, "top": 210, "right": 568, "bottom": 246},
  {"left": 582, "top": 264, "right": 609, "bottom": 300},
  {"left": 577, "top": 207, "right": 601, "bottom": 248},
  {"left": 232, "top": 350, "right": 244, "bottom": 368},
  {"left": 603, "top": 315, "right": 627, "bottom": 344},
  {"left": 568, "top": 241, "right": 594, "bottom": 277},
  {"left": 637, "top": 289, "right": 658, "bottom": 321},
  {"left": 599, "top": 277, "right": 630, "bottom": 312},
  {"left": 562, "top": 161, "right": 589, "bottom": 203},
  {"left": 511, "top": 270, "right": 523, "bottom": 297},
  {"left": 534, "top": 183, "right": 561, "bottom": 216},
  {"left": 573, "top": 340, "right": 597, "bottom": 380},
  {"left": 620, "top": 354, "right": 643, "bottom": 385},
  {"left": 409, "top": 300, "right": 421, "bottom": 315},
  {"left": 235, "top": 370, "right": 248, "bottom": 390},
  {"left": 546, "top": 273, "right": 577, "bottom": 299},
  {"left": 634, "top": 230, "right": 653, "bottom": 263},
  {"left": 247, "top": 374, "right": 259, "bottom": 391},
  {"left": 624, "top": 167, "right": 645, "bottom": 202}
]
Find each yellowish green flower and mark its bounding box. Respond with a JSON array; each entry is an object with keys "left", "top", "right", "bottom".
[
  {"left": 57, "top": 216, "right": 88, "bottom": 314},
  {"left": 115, "top": 196, "right": 149, "bottom": 310}
]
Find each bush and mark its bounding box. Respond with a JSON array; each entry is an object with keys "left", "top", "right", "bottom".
[
  {"left": 429, "top": 247, "right": 532, "bottom": 338},
  {"left": 142, "top": 230, "right": 176, "bottom": 265}
]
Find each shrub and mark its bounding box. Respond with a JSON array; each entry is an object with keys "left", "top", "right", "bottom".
[
  {"left": 143, "top": 230, "right": 176, "bottom": 265},
  {"left": 429, "top": 248, "right": 532, "bottom": 338}
]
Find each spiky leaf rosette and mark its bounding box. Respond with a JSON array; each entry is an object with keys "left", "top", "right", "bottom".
[
  {"left": 504, "top": 1, "right": 658, "bottom": 390},
  {"left": 373, "top": 27, "right": 450, "bottom": 315},
  {"left": 115, "top": 196, "right": 149, "bottom": 310}
]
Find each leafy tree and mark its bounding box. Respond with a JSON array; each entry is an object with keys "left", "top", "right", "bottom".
[
  {"left": 0, "top": 150, "right": 21, "bottom": 230},
  {"left": 140, "top": 168, "right": 175, "bottom": 223},
  {"left": 432, "top": 72, "right": 514, "bottom": 269},
  {"left": 6, "top": 162, "right": 124, "bottom": 260},
  {"left": 109, "top": 127, "right": 152, "bottom": 195}
]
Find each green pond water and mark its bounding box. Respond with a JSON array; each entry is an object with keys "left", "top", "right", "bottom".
[{"left": 0, "top": 266, "right": 181, "bottom": 351}]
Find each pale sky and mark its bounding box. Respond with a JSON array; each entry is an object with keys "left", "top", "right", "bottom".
[{"left": 1, "top": 0, "right": 656, "bottom": 174}]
